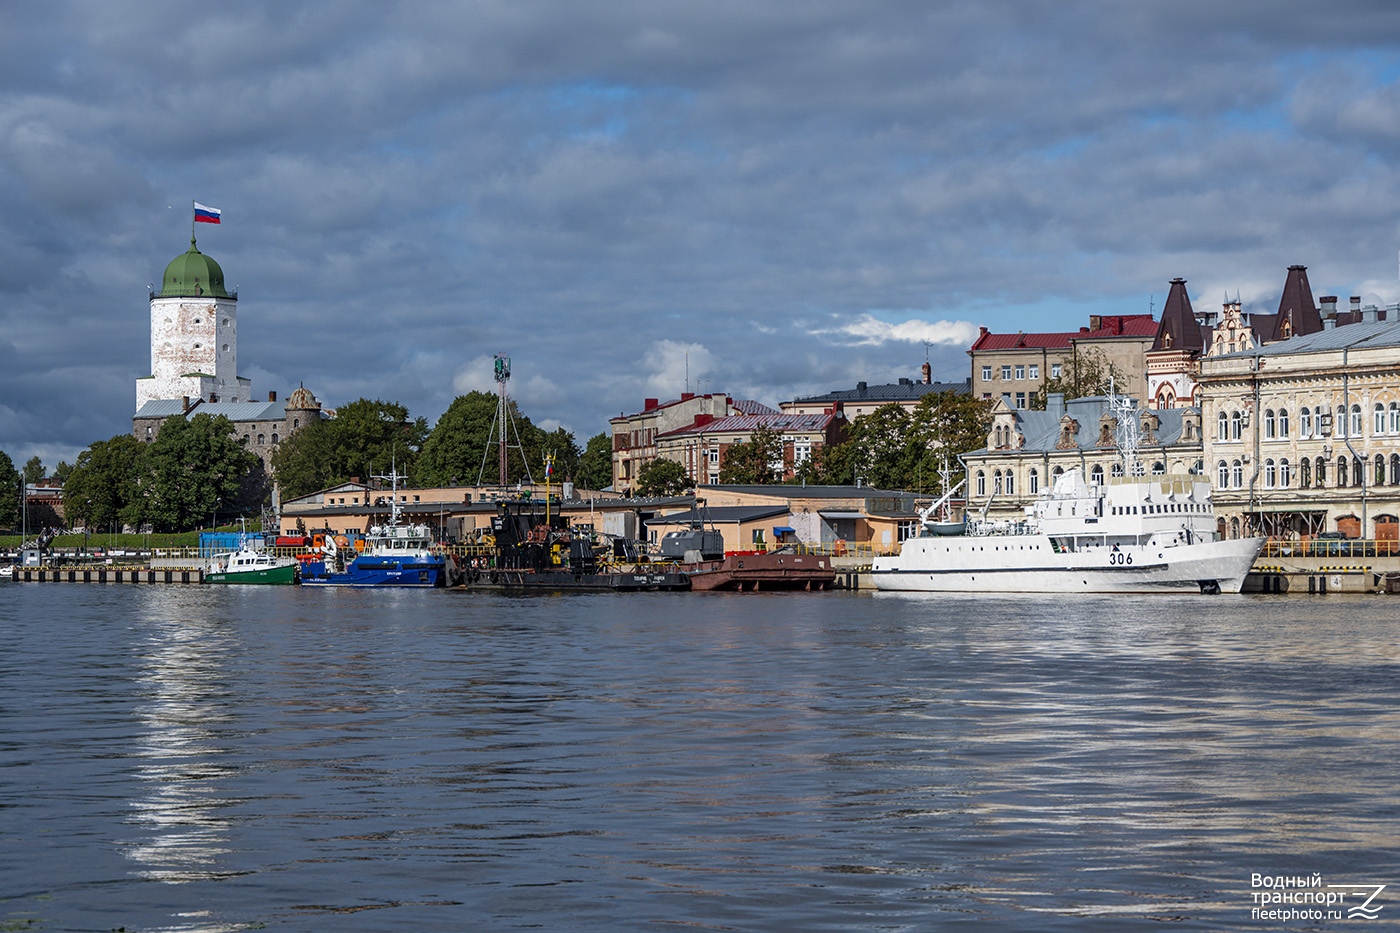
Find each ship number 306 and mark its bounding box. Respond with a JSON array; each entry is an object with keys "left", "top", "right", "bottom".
[{"left": 1109, "top": 552, "right": 1132, "bottom": 565}]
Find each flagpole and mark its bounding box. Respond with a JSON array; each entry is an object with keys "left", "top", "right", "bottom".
[{"left": 190, "top": 199, "right": 196, "bottom": 243}]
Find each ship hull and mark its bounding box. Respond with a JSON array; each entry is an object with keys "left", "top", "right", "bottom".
[
  {"left": 871, "top": 535, "right": 1265, "bottom": 594},
  {"left": 299, "top": 556, "right": 445, "bottom": 587}
]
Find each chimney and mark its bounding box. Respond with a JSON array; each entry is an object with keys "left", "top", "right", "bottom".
[
  {"left": 921, "top": 361, "right": 931, "bottom": 384},
  {"left": 899, "top": 377, "right": 912, "bottom": 386},
  {"left": 1047, "top": 392, "right": 1066, "bottom": 419},
  {"left": 182, "top": 396, "right": 190, "bottom": 412},
  {"left": 644, "top": 398, "right": 659, "bottom": 411},
  {"left": 856, "top": 381, "right": 867, "bottom": 393},
  {"left": 1363, "top": 304, "right": 1380, "bottom": 324},
  {"left": 681, "top": 392, "right": 694, "bottom": 401},
  {"left": 269, "top": 390, "right": 277, "bottom": 402},
  {"left": 1352, "top": 296, "right": 1362, "bottom": 314},
  {"left": 1320, "top": 296, "right": 1337, "bottom": 321},
  {"left": 1089, "top": 315, "right": 1102, "bottom": 331}
]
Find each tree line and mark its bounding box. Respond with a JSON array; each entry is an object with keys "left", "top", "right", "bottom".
[{"left": 5, "top": 383, "right": 1007, "bottom": 534}]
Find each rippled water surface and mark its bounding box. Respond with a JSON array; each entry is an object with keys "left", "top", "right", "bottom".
[{"left": 2, "top": 584, "right": 1398, "bottom": 931}]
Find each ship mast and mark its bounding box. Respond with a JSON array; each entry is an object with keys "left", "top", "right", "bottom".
[{"left": 1108, "top": 378, "right": 1142, "bottom": 477}]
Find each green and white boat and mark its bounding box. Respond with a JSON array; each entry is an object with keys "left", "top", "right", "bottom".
[{"left": 206, "top": 546, "right": 298, "bottom": 584}]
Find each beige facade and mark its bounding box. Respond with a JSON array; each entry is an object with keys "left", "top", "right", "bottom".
[
  {"left": 968, "top": 315, "right": 1157, "bottom": 408},
  {"left": 655, "top": 412, "right": 846, "bottom": 486},
  {"left": 1197, "top": 312, "right": 1400, "bottom": 542},
  {"left": 610, "top": 393, "right": 745, "bottom": 493},
  {"left": 962, "top": 395, "right": 1205, "bottom": 523}
]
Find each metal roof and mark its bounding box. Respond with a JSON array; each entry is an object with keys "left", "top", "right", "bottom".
[
  {"left": 791, "top": 379, "right": 970, "bottom": 405},
  {"left": 649, "top": 505, "right": 791, "bottom": 525},
  {"left": 134, "top": 399, "right": 287, "bottom": 421}
]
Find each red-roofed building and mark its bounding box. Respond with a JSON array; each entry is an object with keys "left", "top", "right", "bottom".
[
  {"left": 968, "top": 314, "right": 1158, "bottom": 407},
  {"left": 610, "top": 393, "right": 778, "bottom": 493},
  {"left": 654, "top": 410, "right": 847, "bottom": 486}
]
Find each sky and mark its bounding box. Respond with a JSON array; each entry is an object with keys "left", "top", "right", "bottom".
[{"left": 4, "top": 1, "right": 1400, "bottom": 469}]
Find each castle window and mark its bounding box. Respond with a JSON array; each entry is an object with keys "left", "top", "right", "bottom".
[
  {"left": 293, "top": 419, "right": 299, "bottom": 429},
  {"left": 257, "top": 434, "right": 265, "bottom": 445},
  {"left": 271, "top": 433, "right": 278, "bottom": 444}
]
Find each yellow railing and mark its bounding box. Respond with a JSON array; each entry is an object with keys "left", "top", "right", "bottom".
[{"left": 1260, "top": 538, "right": 1397, "bottom": 559}]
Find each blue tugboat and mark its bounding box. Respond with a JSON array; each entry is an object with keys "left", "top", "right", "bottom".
[{"left": 299, "top": 472, "right": 446, "bottom": 588}]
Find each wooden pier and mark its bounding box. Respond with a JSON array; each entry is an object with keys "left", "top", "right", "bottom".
[{"left": 7, "top": 566, "right": 204, "bottom": 584}]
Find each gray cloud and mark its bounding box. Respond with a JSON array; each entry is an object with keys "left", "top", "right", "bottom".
[{"left": 3, "top": 1, "right": 1400, "bottom": 466}]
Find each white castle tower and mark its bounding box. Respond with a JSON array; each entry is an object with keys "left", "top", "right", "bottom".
[{"left": 135, "top": 235, "right": 251, "bottom": 410}]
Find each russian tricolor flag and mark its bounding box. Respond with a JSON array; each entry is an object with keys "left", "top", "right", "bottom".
[{"left": 194, "top": 202, "right": 221, "bottom": 224}]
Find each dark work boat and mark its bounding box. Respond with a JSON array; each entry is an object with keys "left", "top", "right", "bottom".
[{"left": 457, "top": 500, "right": 690, "bottom": 592}]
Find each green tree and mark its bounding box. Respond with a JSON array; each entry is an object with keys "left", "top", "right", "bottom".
[
  {"left": 635, "top": 457, "right": 694, "bottom": 497},
  {"left": 138, "top": 413, "right": 261, "bottom": 532},
  {"left": 576, "top": 432, "right": 614, "bottom": 490},
  {"left": 911, "top": 390, "right": 994, "bottom": 494},
  {"left": 1032, "top": 347, "right": 1127, "bottom": 406},
  {"left": 415, "top": 391, "right": 544, "bottom": 487},
  {"left": 841, "top": 404, "right": 925, "bottom": 490},
  {"left": 52, "top": 460, "right": 75, "bottom": 485},
  {"left": 273, "top": 398, "right": 427, "bottom": 499},
  {"left": 540, "top": 427, "right": 581, "bottom": 484},
  {"left": 61, "top": 434, "right": 146, "bottom": 530},
  {"left": 23, "top": 456, "right": 44, "bottom": 484},
  {"left": 0, "top": 449, "right": 19, "bottom": 529},
  {"left": 811, "top": 394, "right": 990, "bottom": 492},
  {"left": 719, "top": 424, "right": 785, "bottom": 485}
]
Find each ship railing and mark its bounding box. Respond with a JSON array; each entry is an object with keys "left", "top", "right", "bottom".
[{"left": 1260, "top": 537, "right": 1396, "bottom": 559}]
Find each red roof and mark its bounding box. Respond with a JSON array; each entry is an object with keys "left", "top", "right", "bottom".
[{"left": 968, "top": 315, "right": 1157, "bottom": 353}]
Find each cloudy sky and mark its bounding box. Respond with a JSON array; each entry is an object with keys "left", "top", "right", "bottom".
[{"left": 4, "top": 1, "right": 1400, "bottom": 467}]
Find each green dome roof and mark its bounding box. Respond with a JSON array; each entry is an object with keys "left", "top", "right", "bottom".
[{"left": 158, "top": 237, "right": 232, "bottom": 299}]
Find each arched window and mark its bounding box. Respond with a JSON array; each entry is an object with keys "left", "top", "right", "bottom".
[
  {"left": 993, "top": 470, "right": 1003, "bottom": 494},
  {"left": 1192, "top": 459, "right": 1203, "bottom": 475},
  {"left": 1338, "top": 405, "right": 1348, "bottom": 437},
  {"left": 1004, "top": 471, "right": 1015, "bottom": 495},
  {"left": 1338, "top": 456, "right": 1348, "bottom": 487},
  {"left": 1218, "top": 461, "right": 1230, "bottom": 487},
  {"left": 1377, "top": 454, "right": 1386, "bottom": 486},
  {"left": 271, "top": 433, "right": 278, "bottom": 444},
  {"left": 1231, "top": 460, "right": 1243, "bottom": 488},
  {"left": 1390, "top": 403, "right": 1400, "bottom": 435},
  {"left": 1376, "top": 403, "right": 1387, "bottom": 435},
  {"left": 1111, "top": 462, "right": 1124, "bottom": 478},
  {"left": 976, "top": 471, "right": 986, "bottom": 497},
  {"left": 1300, "top": 457, "right": 1311, "bottom": 488},
  {"left": 1279, "top": 458, "right": 1291, "bottom": 488},
  {"left": 1300, "top": 407, "right": 1313, "bottom": 437},
  {"left": 1029, "top": 469, "right": 1039, "bottom": 495},
  {"left": 1264, "top": 409, "right": 1276, "bottom": 439},
  {"left": 1152, "top": 461, "right": 1165, "bottom": 476},
  {"left": 1315, "top": 457, "right": 1326, "bottom": 486},
  {"left": 1264, "top": 459, "right": 1276, "bottom": 488},
  {"left": 1278, "top": 409, "right": 1289, "bottom": 437},
  {"left": 293, "top": 418, "right": 300, "bottom": 429},
  {"left": 1353, "top": 404, "right": 1364, "bottom": 437},
  {"left": 1217, "top": 411, "right": 1229, "bottom": 440},
  {"left": 1354, "top": 458, "right": 1364, "bottom": 486},
  {"left": 257, "top": 433, "right": 265, "bottom": 445},
  {"left": 1090, "top": 464, "right": 1104, "bottom": 486},
  {"left": 1231, "top": 411, "right": 1242, "bottom": 440},
  {"left": 1230, "top": 517, "right": 1240, "bottom": 539},
  {"left": 1052, "top": 466, "right": 1064, "bottom": 479},
  {"left": 1392, "top": 454, "right": 1400, "bottom": 486}
]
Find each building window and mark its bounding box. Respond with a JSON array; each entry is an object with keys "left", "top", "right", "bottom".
[
  {"left": 1015, "top": 365, "right": 1025, "bottom": 380},
  {"left": 1029, "top": 364, "right": 1039, "bottom": 380},
  {"left": 709, "top": 449, "right": 719, "bottom": 464},
  {"left": 1218, "top": 461, "right": 1229, "bottom": 487},
  {"left": 1029, "top": 469, "right": 1039, "bottom": 495},
  {"left": 1338, "top": 457, "right": 1348, "bottom": 487},
  {"left": 1004, "top": 471, "right": 1015, "bottom": 495},
  {"left": 1051, "top": 363, "right": 1062, "bottom": 379},
  {"left": 1192, "top": 459, "right": 1203, "bottom": 475},
  {"left": 975, "top": 470, "right": 986, "bottom": 497},
  {"left": 1264, "top": 410, "right": 1276, "bottom": 439},
  {"left": 1352, "top": 404, "right": 1363, "bottom": 437},
  {"left": 1392, "top": 454, "right": 1400, "bottom": 485},
  {"left": 793, "top": 442, "right": 811, "bottom": 465},
  {"left": 1390, "top": 403, "right": 1400, "bottom": 435},
  {"left": 1090, "top": 465, "right": 1104, "bottom": 485},
  {"left": 1279, "top": 458, "right": 1291, "bottom": 488},
  {"left": 1217, "top": 411, "right": 1229, "bottom": 441},
  {"left": 271, "top": 433, "right": 278, "bottom": 444},
  {"left": 1001, "top": 365, "right": 1012, "bottom": 381},
  {"left": 1152, "top": 461, "right": 1165, "bottom": 476},
  {"left": 1376, "top": 455, "right": 1386, "bottom": 486},
  {"left": 1377, "top": 403, "right": 1387, "bottom": 436},
  {"left": 1315, "top": 457, "right": 1326, "bottom": 486},
  {"left": 1264, "top": 459, "right": 1276, "bottom": 488},
  {"left": 982, "top": 365, "right": 992, "bottom": 381},
  {"left": 1300, "top": 407, "right": 1312, "bottom": 437},
  {"left": 1300, "top": 457, "right": 1311, "bottom": 488},
  {"left": 993, "top": 470, "right": 1003, "bottom": 494},
  {"left": 1015, "top": 392, "right": 1026, "bottom": 409},
  {"left": 257, "top": 434, "right": 265, "bottom": 445},
  {"left": 1231, "top": 460, "right": 1243, "bottom": 488},
  {"left": 1230, "top": 411, "right": 1242, "bottom": 441},
  {"left": 1278, "top": 409, "right": 1289, "bottom": 438}
]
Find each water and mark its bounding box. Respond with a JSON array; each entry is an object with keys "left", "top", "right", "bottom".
[{"left": 2, "top": 584, "right": 1398, "bottom": 931}]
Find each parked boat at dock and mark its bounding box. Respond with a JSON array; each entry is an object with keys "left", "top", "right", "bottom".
[
  {"left": 872, "top": 396, "right": 1265, "bottom": 594},
  {"left": 206, "top": 546, "right": 297, "bottom": 584},
  {"left": 299, "top": 471, "right": 447, "bottom": 587}
]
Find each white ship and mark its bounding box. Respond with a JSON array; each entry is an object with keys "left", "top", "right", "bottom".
[{"left": 872, "top": 396, "right": 1264, "bottom": 594}]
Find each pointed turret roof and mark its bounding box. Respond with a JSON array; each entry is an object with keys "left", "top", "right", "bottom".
[
  {"left": 1150, "top": 277, "right": 1205, "bottom": 353},
  {"left": 1264, "top": 264, "right": 1322, "bottom": 341}
]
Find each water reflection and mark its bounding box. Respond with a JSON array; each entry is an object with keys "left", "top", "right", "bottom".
[{"left": 125, "top": 593, "right": 243, "bottom": 886}]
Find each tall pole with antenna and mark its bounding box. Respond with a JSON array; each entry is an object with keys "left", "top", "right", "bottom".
[{"left": 494, "top": 354, "right": 510, "bottom": 486}]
